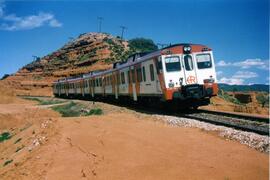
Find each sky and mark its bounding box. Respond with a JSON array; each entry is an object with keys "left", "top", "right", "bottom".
[{"left": 0, "top": 0, "right": 269, "bottom": 85}]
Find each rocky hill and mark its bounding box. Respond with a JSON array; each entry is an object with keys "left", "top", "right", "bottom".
[{"left": 2, "top": 32, "right": 130, "bottom": 96}]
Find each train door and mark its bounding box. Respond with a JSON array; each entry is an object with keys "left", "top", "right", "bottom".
[
  {"left": 131, "top": 66, "right": 137, "bottom": 101},
  {"left": 155, "top": 57, "right": 162, "bottom": 93},
  {"left": 181, "top": 54, "right": 197, "bottom": 85}
]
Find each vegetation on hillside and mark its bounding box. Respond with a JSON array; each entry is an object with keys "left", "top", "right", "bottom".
[
  {"left": 256, "top": 93, "right": 269, "bottom": 107},
  {"left": 218, "top": 83, "right": 269, "bottom": 92},
  {"left": 0, "top": 132, "right": 12, "bottom": 143},
  {"left": 128, "top": 38, "right": 158, "bottom": 54},
  {"left": 218, "top": 90, "right": 242, "bottom": 105},
  {"left": 51, "top": 101, "right": 103, "bottom": 117},
  {"left": 23, "top": 97, "right": 64, "bottom": 105}
]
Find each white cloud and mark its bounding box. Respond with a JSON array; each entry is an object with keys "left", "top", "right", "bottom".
[
  {"left": 232, "top": 71, "right": 258, "bottom": 79},
  {"left": 0, "top": 1, "right": 62, "bottom": 31},
  {"left": 218, "top": 71, "right": 258, "bottom": 85},
  {"left": 216, "top": 60, "right": 230, "bottom": 67},
  {"left": 216, "top": 58, "right": 269, "bottom": 70},
  {"left": 49, "top": 19, "right": 62, "bottom": 27},
  {"left": 219, "top": 77, "right": 244, "bottom": 85}
]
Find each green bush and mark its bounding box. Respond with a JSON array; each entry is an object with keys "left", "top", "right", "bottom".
[
  {"left": 51, "top": 102, "right": 103, "bottom": 117},
  {"left": 0, "top": 132, "right": 12, "bottom": 143},
  {"left": 256, "top": 93, "right": 269, "bottom": 107},
  {"left": 52, "top": 101, "right": 81, "bottom": 117},
  {"left": 23, "top": 97, "right": 64, "bottom": 105},
  {"left": 218, "top": 91, "right": 242, "bottom": 105},
  {"left": 128, "top": 38, "right": 158, "bottom": 53},
  {"left": 3, "top": 159, "right": 13, "bottom": 167},
  {"left": 85, "top": 108, "right": 103, "bottom": 116}
]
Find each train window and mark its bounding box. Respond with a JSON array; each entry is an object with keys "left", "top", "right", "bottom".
[
  {"left": 110, "top": 75, "right": 112, "bottom": 85},
  {"left": 128, "top": 71, "right": 131, "bottom": 83},
  {"left": 165, "top": 56, "right": 181, "bottom": 72},
  {"left": 117, "top": 74, "right": 120, "bottom": 85},
  {"left": 132, "top": 69, "right": 136, "bottom": 83},
  {"left": 196, "top": 54, "right": 212, "bottom": 69},
  {"left": 121, "top": 72, "right": 125, "bottom": 84},
  {"left": 142, "top": 66, "right": 146, "bottom": 82},
  {"left": 136, "top": 68, "right": 142, "bottom": 82},
  {"left": 184, "top": 55, "right": 194, "bottom": 71},
  {"left": 99, "top": 78, "right": 102, "bottom": 86},
  {"left": 149, "top": 64, "right": 155, "bottom": 81}
]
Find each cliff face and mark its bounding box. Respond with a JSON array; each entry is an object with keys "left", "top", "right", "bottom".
[{"left": 3, "top": 33, "right": 129, "bottom": 96}]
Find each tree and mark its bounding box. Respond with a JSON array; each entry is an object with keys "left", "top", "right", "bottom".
[
  {"left": 256, "top": 93, "right": 269, "bottom": 107},
  {"left": 128, "top": 38, "right": 158, "bottom": 54}
]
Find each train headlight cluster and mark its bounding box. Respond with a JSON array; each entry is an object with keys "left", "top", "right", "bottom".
[
  {"left": 183, "top": 46, "right": 191, "bottom": 54},
  {"left": 203, "top": 76, "right": 215, "bottom": 83},
  {"left": 168, "top": 80, "right": 175, "bottom": 88}
]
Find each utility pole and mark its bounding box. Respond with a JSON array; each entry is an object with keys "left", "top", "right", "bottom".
[
  {"left": 97, "top": 17, "right": 103, "bottom": 33},
  {"left": 120, "top": 26, "right": 127, "bottom": 39}
]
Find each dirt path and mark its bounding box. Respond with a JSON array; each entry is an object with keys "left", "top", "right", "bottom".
[{"left": 0, "top": 100, "right": 269, "bottom": 180}]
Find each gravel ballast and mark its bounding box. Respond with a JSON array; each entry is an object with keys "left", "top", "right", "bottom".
[{"left": 153, "top": 115, "right": 269, "bottom": 153}]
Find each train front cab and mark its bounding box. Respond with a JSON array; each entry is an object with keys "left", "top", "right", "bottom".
[{"left": 161, "top": 44, "right": 218, "bottom": 107}]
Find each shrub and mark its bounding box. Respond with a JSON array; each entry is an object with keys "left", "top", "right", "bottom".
[
  {"left": 85, "top": 108, "right": 103, "bottom": 116},
  {"left": 218, "top": 92, "right": 242, "bottom": 105},
  {"left": 3, "top": 159, "right": 13, "bottom": 167},
  {"left": 128, "top": 38, "right": 158, "bottom": 53},
  {"left": 52, "top": 101, "right": 81, "bottom": 117},
  {"left": 256, "top": 93, "right": 269, "bottom": 107},
  {"left": 14, "top": 138, "right": 22, "bottom": 144},
  {"left": 0, "top": 132, "right": 12, "bottom": 143}
]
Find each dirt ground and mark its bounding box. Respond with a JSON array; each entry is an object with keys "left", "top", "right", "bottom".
[{"left": 0, "top": 97, "right": 269, "bottom": 180}]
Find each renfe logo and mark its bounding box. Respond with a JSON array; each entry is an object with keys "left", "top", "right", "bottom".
[{"left": 187, "top": 76, "right": 196, "bottom": 84}]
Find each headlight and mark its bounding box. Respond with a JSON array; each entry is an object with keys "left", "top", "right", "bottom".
[
  {"left": 168, "top": 80, "right": 175, "bottom": 88},
  {"left": 183, "top": 46, "right": 191, "bottom": 53}
]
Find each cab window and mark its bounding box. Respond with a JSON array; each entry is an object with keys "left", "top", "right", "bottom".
[
  {"left": 165, "top": 56, "right": 181, "bottom": 72},
  {"left": 196, "top": 54, "right": 212, "bottom": 69}
]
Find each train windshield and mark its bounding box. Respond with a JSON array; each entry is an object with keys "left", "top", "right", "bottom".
[
  {"left": 196, "top": 54, "right": 212, "bottom": 69},
  {"left": 165, "top": 56, "right": 181, "bottom": 72}
]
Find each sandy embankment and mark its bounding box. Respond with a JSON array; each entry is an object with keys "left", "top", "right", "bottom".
[{"left": 0, "top": 94, "right": 268, "bottom": 179}]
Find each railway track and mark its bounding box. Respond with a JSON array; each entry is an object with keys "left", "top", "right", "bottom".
[{"left": 178, "top": 109, "right": 269, "bottom": 136}]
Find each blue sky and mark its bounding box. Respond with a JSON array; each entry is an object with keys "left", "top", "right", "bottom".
[{"left": 0, "top": 0, "right": 269, "bottom": 85}]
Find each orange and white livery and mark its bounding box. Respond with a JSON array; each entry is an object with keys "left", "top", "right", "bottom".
[{"left": 53, "top": 43, "right": 218, "bottom": 108}]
